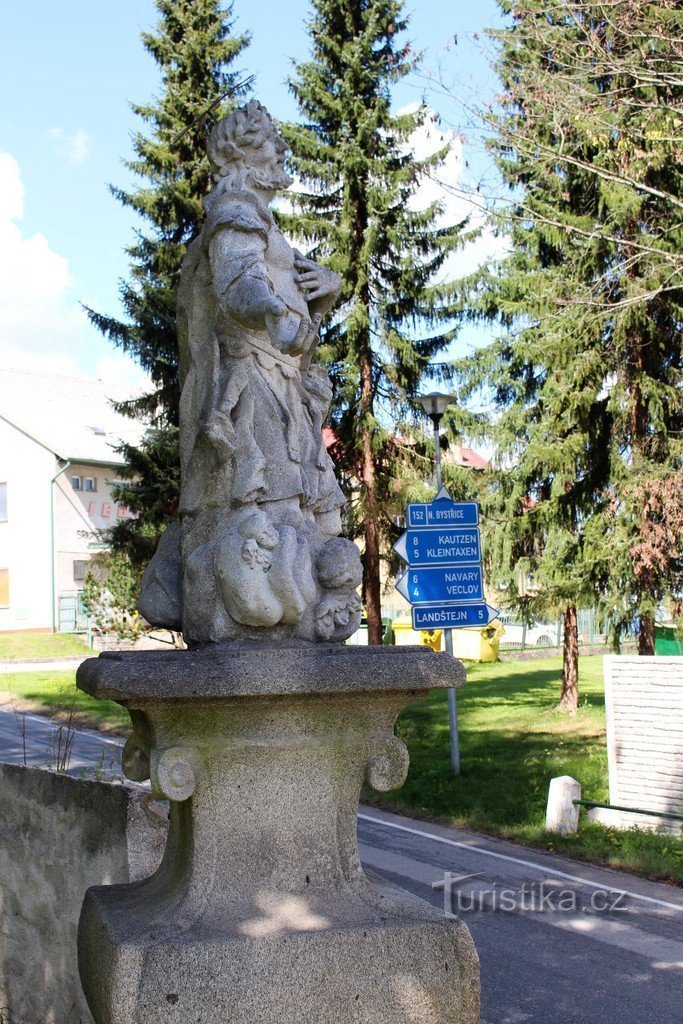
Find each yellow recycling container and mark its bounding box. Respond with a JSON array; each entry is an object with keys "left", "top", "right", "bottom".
[
  {"left": 392, "top": 616, "right": 443, "bottom": 650},
  {"left": 419, "top": 628, "right": 443, "bottom": 653},
  {"left": 450, "top": 619, "right": 503, "bottom": 662}
]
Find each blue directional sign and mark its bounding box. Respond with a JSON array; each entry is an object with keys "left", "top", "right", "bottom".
[
  {"left": 396, "top": 565, "right": 484, "bottom": 605},
  {"left": 394, "top": 486, "right": 499, "bottom": 632},
  {"left": 407, "top": 500, "right": 479, "bottom": 529},
  {"left": 412, "top": 602, "right": 499, "bottom": 630},
  {"left": 393, "top": 526, "right": 481, "bottom": 568}
]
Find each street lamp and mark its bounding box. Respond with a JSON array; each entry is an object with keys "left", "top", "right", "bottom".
[
  {"left": 415, "top": 391, "right": 461, "bottom": 774},
  {"left": 415, "top": 392, "right": 454, "bottom": 493}
]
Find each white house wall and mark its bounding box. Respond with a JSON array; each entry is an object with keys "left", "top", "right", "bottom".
[
  {"left": 55, "top": 462, "right": 126, "bottom": 606},
  {"left": 0, "top": 419, "right": 128, "bottom": 631},
  {"left": 0, "top": 417, "right": 54, "bottom": 631}
]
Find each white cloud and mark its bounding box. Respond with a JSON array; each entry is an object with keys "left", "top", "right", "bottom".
[
  {"left": 0, "top": 152, "right": 85, "bottom": 356},
  {"left": 95, "top": 354, "right": 151, "bottom": 404},
  {"left": 404, "top": 108, "right": 509, "bottom": 281},
  {"left": 0, "top": 343, "right": 83, "bottom": 378},
  {"left": 0, "top": 152, "right": 148, "bottom": 399},
  {"left": 48, "top": 127, "right": 90, "bottom": 165}
]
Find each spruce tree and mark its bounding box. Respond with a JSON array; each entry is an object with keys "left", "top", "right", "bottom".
[
  {"left": 284, "top": 0, "right": 463, "bottom": 642},
  {"left": 88, "top": 0, "right": 250, "bottom": 564},
  {"left": 456, "top": 0, "right": 683, "bottom": 694}
]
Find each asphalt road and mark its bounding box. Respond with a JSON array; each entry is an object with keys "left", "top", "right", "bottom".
[
  {"left": 359, "top": 809, "right": 683, "bottom": 1024},
  {"left": 0, "top": 704, "right": 125, "bottom": 777},
  {"left": 1, "top": 706, "right": 681, "bottom": 1024}
]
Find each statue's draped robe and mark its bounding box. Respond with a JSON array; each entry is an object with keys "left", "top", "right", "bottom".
[{"left": 177, "top": 182, "right": 345, "bottom": 519}]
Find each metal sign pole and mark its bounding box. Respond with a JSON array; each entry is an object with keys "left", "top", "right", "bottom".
[
  {"left": 445, "top": 630, "right": 460, "bottom": 773},
  {"left": 433, "top": 420, "right": 460, "bottom": 775}
]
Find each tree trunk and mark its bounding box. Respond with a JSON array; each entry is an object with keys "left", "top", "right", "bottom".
[
  {"left": 362, "top": 513, "right": 383, "bottom": 645},
  {"left": 638, "top": 612, "right": 655, "bottom": 655},
  {"left": 359, "top": 350, "right": 383, "bottom": 645},
  {"left": 350, "top": 174, "right": 382, "bottom": 643},
  {"left": 558, "top": 604, "right": 579, "bottom": 711}
]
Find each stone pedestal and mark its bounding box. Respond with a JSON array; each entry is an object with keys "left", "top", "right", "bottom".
[{"left": 76, "top": 644, "right": 479, "bottom": 1024}]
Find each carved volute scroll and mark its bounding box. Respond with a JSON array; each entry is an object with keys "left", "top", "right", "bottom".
[
  {"left": 365, "top": 734, "right": 411, "bottom": 792},
  {"left": 154, "top": 746, "right": 199, "bottom": 802}
]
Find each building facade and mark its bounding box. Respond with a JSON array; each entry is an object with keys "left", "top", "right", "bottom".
[{"left": 0, "top": 368, "right": 142, "bottom": 632}]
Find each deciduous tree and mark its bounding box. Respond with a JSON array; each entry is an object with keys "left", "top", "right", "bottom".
[{"left": 455, "top": 0, "right": 683, "bottom": 698}]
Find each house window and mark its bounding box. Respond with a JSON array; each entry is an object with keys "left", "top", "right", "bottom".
[
  {"left": 73, "top": 560, "right": 88, "bottom": 583},
  {"left": 0, "top": 482, "right": 6, "bottom": 522},
  {"left": 0, "top": 568, "right": 8, "bottom": 608},
  {"left": 84, "top": 477, "right": 97, "bottom": 492},
  {"left": 71, "top": 476, "right": 82, "bottom": 491}
]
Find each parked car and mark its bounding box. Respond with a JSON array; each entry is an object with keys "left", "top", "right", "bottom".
[{"left": 497, "top": 615, "right": 560, "bottom": 648}]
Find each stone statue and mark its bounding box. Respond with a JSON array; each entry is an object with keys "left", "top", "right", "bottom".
[{"left": 138, "top": 100, "right": 361, "bottom": 644}]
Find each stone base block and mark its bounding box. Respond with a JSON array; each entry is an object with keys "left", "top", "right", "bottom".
[{"left": 80, "top": 876, "right": 479, "bottom": 1024}]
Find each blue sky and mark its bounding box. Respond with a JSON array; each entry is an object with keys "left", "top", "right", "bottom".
[{"left": 0, "top": 0, "right": 503, "bottom": 392}]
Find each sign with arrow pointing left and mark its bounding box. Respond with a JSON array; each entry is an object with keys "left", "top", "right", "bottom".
[{"left": 396, "top": 565, "right": 484, "bottom": 605}]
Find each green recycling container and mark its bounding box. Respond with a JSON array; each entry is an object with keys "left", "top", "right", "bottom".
[{"left": 654, "top": 625, "right": 683, "bottom": 655}]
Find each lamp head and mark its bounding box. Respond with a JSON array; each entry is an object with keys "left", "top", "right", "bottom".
[{"left": 415, "top": 391, "right": 455, "bottom": 427}]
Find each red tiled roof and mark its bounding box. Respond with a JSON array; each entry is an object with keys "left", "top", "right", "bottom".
[{"left": 451, "top": 446, "right": 491, "bottom": 470}]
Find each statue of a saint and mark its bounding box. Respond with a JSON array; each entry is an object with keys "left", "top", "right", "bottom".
[{"left": 139, "top": 101, "right": 362, "bottom": 644}]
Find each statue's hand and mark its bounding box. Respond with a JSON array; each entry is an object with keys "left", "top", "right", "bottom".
[
  {"left": 266, "top": 310, "right": 321, "bottom": 356},
  {"left": 294, "top": 252, "right": 341, "bottom": 303}
]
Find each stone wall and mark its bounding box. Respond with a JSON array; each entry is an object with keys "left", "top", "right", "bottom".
[
  {"left": 603, "top": 655, "right": 683, "bottom": 833},
  {"left": 0, "top": 765, "right": 166, "bottom": 1024}
]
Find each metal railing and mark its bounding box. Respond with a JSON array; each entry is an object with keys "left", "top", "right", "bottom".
[{"left": 573, "top": 798, "right": 683, "bottom": 823}]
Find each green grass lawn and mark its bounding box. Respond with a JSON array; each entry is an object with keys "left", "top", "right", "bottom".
[
  {"left": 0, "top": 670, "right": 129, "bottom": 732},
  {"left": 365, "top": 654, "right": 683, "bottom": 884},
  {"left": 0, "top": 632, "right": 91, "bottom": 660}
]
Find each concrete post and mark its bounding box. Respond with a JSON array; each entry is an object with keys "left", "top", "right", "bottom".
[{"left": 545, "top": 775, "right": 581, "bottom": 835}]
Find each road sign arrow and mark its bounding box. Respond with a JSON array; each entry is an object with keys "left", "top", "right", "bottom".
[
  {"left": 396, "top": 565, "right": 484, "bottom": 605},
  {"left": 407, "top": 499, "right": 479, "bottom": 529},
  {"left": 411, "top": 602, "right": 499, "bottom": 630},
  {"left": 393, "top": 526, "right": 481, "bottom": 567}
]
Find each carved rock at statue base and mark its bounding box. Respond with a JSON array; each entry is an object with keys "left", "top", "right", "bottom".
[
  {"left": 139, "top": 99, "right": 360, "bottom": 645},
  {"left": 137, "top": 519, "right": 182, "bottom": 630}
]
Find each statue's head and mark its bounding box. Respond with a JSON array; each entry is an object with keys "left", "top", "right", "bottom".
[
  {"left": 208, "top": 100, "right": 292, "bottom": 194},
  {"left": 316, "top": 538, "right": 363, "bottom": 592}
]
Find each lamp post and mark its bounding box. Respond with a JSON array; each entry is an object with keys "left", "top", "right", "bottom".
[{"left": 415, "top": 392, "right": 461, "bottom": 774}]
